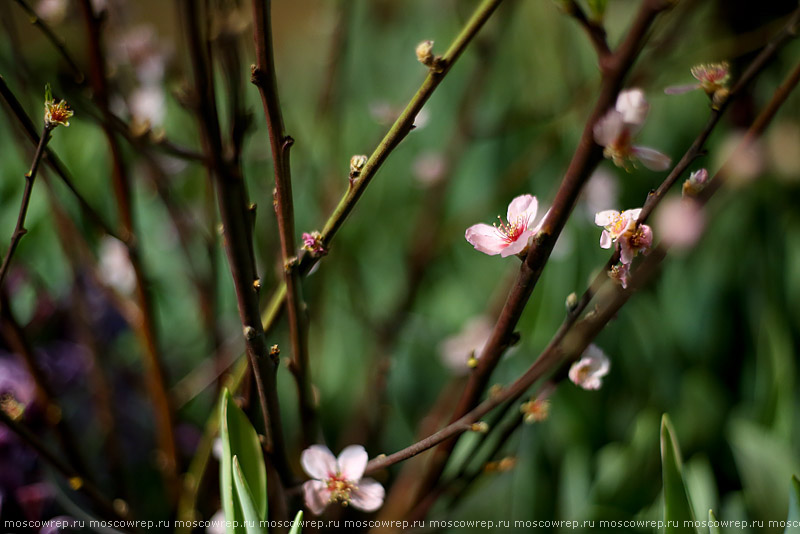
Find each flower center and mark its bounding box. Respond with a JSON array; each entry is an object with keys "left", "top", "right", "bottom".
[
  {"left": 326, "top": 472, "right": 357, "bottom": 506},
  {"left": 628, "top": 227, "right": 648, "bottom": 248},
  {"left": 494, "top": 215, "right": 527, "bottom": 243},
  {"left": 576, "top": 365, "right": 591, "bottom": 382},
  {"left": 605, "top": 212, "right": 631, "bottom": 239}
]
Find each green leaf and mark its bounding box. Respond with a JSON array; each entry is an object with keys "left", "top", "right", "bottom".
[
  {"left": 660, "top": 414, "right": 697, "bottom": 533},
  {"left": 288, "top": 510, "right": 304, "bottom": 534},
  {"left": 786, "top": 476, "right": 800, "bottom": 534},
  {"left": 708, "top": 510, "right": 720, "bottom": 534},
  {"left": 232, "top": 456, "right": 267, "bottom": 534},
  {"left": 45, "top": 83, "right": 53, "bottom": 102},
  {"left": 219, "top": 389, "right": 267, "bottom": 534}
]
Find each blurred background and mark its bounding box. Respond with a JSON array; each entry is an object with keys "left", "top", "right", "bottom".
[{"left": 0, "top": 0, "right": 799, "bottom": 532}]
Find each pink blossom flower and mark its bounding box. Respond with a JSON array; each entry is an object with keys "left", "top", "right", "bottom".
[
  {"left": 439, "top": 316, "right": 493, "bottom": 375},
  {"left": 569, "top": 344, "right": 610, "bottom": 390},
  {"left": 301, "top": 445, "right": 385, "bottom": 515},
  {"left": 594, "top": 89, "right": 671, "bottom": 171},
  {"left": 465, "top": 195, "right": 544, "bottom": 257},
  {"left": 620, "top": 223, "right": 653, "bottom": 264},
  {"left": 302, "top": 232, "right": 327, "bottom": 257},
  {"left": 655, "top": 197, "right": 705, "bottom": 249},
  {"left": 665, "top": 62, "right": 730, "bottom": 96},
  {"left": 595, "top": 208, "right": 653, "bottom": 264},
  {"left": 608, "top": 262, "right": 631, "bottom": 289}
]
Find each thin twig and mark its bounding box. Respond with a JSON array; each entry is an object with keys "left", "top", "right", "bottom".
[
  {"left": 408, "top": 0, "right": 674, "bottom": 508},
  {"left": 10, "top": 0, "right": 84, "bottom": 82},
  {"left": 78, "top": 0, "right": 180, "bottom": 500},
  {"left": 0, "top": 410, "right": 124, "bottom": 523},
  {"left": 251, "top": 0, "right": 316, "bottom": 446},
  {"left": 0, "top": 291, "right": 92, "bottom": 481},
  {"left": 258, "top": 0, "right": 506, "bottom": 328},
  {"left": 0, "top": 124, "right": 51, "bottom": 289},
  {"left": 181, "top": 0, "right": 508, "bottom": 506},
  {"left": 0, "top": 76, "right": 122, "bottom": 243},
  {"left": 364, "top": 39, "right": 800, "bottom": 480},
  {"left": 564, "top": 0, "right": 611, "bottom": 59},
  {"left": 177, "top": 0, "right": 292, "bottom": 486},
  {"left": 638, "top": 4, "right": 800, "bottom": 223}
]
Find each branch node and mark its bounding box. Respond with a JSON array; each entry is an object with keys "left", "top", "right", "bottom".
[
  {"left": 250, "top": 64, "right": 266, "bottom": 86},
  {"left": 243, "top": 326, "right": 258, "bottom": 340}
]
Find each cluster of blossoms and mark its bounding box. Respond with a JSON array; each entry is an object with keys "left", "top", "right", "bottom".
[
  {"left": 595, "top": 208, "right": 653, "bottom": 265},
  {"left": 465, "top": 194, "right": 546, "bottom": 258},
  {"left": 594, "top": 89, "right": 671, "bottom": 171},
  {"left": 301, "top": 445, "right": 385, "bottom": 515}
]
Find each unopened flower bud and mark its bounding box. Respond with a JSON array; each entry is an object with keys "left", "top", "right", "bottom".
[
  {"left": 497, "top": 456, "right": 517, "bottom": 471},
  {"left": 682, "top": 168, "right": 709, "bottom": 198},
  {"left": 521, "top": 398, "right": 551, "bottom": 423},
  {"left": 243, "top": 326, "right": 257, "bottom": 340},
  {"left": 565, "top": 292, "right": 579, "bottom": 312},
  {"left": 416, "top": 40, "right": 434, "bottom": 66},
  {"left": 350, "top": 155, "right": 368, "bottom": 175},
  {"left": 470, "top": 421, "right": 489, "bottom": 433}
]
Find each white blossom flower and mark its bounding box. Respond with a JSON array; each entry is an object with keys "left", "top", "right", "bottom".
[
  {"left": 595, "top": 208, "right": 653, "bottom": 264},
  {"left": 594, "top": 89, "right": 671, "bottom": 171},
  {"left": 569, "top": 344, "right": 610, "bottom": 390},
  {"left": 301, "top": 445, "right": 384, "bottom": 515}
]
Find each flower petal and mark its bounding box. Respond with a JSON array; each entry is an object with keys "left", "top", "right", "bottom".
[
  {"left": 337, "top": 445, "right": 368, "bottom": 481},
  {"left": 569, "top": 344, "right": 610, "bottom": 390},
  {"left": 465, "top": 224, "right": 504, "bottom": 255},
  {"left": 301, "top": 445, "right": 337, "bottom": 480},
  {"left": 349, "top": 478, "right": 385, "bottom": 513},
  {"left": 632, "top": 146, "right": 671, "bottom": 171},
  {"left": 303, "top": 480, "right": 330, "bottom": 516},
  {"left": 593, "top": 110, "right": 624, "bottom": 147},
  {"left": 506, "top": 195, "right": 537, "bottom": 225},
  {"left": 532, "top": 208, "right": 550, "bottom": 233},
  {"left": 594, "top": 210, "right": 620, "bottom": 227},
  {"left": 620, "top": 240, "right": 635, "bottom": 264},
  {"left": 623, "top": 208, "right": 642, "bottom": 223},
  {"left": 664, "top": 83, "right": 701, "bottom": 95},
  {"left": 499, "top": 230, "right": 531, "bottom": 258},
  {"left": 615, "top": 89, "right": 649, "bottom": 127},
  {"left": 599, "top": 230, "right": 612, "bottom": 249}
]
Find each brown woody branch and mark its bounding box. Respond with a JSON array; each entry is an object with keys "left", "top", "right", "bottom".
[{"left": 251, "top": 0, "right": 316, "bottom": 446}]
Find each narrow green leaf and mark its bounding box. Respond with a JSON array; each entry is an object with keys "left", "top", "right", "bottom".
[
  {"left": 786, "top": 476, "right": 800, "bottom": 534},
  {"left": 660, "top": 414, "right": 697, "bottom": 533},
  {"left": 288, "top": 510, "right": 304, "bottom": 534},
  {"left": 708, "top": 510, "right": 720, "bottom": 534},
  {"left": 233, "top": 456, "right": 268, "bottom": 534},
  {"left": 219, "top": 389, "right": 267, "bottom": 534}
]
